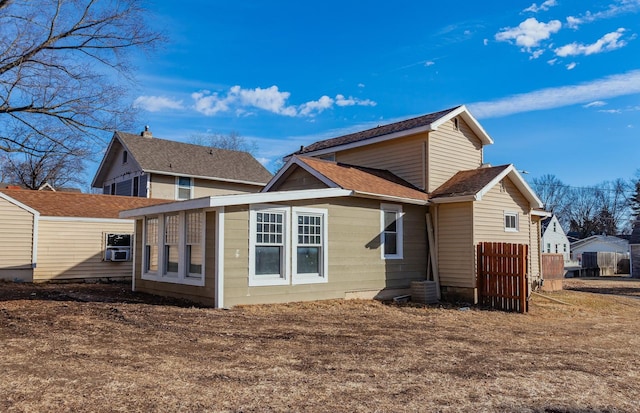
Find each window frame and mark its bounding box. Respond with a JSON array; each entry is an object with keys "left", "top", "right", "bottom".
[
  {"left": 141, "top": 210, "right": 206, "bottom": 287},
  {"left": 380, "top": 203, "right": 403, "bottom": 260},
  {"left": 249, "top": 205, "right": 290, "bottom": 286},
  {"left": 504, "top": 212, "right": 519, "bottom": 232},
  {"left": 122, "top": 150, "right": 128, "bottom": 164},
  {"left": 175, "top": 176, "right": 194, "bottom": 200},
  {"left": 292, "top": 207, "right": 328, "bottom": 285}
]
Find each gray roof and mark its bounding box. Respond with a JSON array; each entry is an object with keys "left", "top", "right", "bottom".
[
  {"left": 96, "top": 132, "right": 273, "bottom": 186},
  {"left": 291, "top": 106, "right": 461, "bottom": 155}
]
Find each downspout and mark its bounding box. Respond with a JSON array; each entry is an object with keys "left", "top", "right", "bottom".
[
  {"left": 215, "top": 207, "right": 225, "bottom": 309},
  {"left": 131, "top": 229, "right": 137, "bottom": 292}
]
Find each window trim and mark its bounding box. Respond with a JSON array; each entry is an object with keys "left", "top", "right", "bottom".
[
  {"left": 380, "top": 203, "right": 403, "bottom": 260},
  {"left": 292, "top": 207, "right": 328, "bottom": 285},
  {"left": 141, "top": 211, "right": 206, "bottom": 287},
  {"left": 122, "top": 150, "right": 128, "bottom": 164},
  {"left": 504, "top": 211, "right": 519, "bottom": 232},
  {"left": 175, "top": 176, "right": 194, "bottom": 200},
  {"left": 249, "top": 205, "right": 290, "bottom": 286}
]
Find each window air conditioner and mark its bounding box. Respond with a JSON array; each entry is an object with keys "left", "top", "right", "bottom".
[{"left": 110, "top": 249, "right": 130, "bottom": 262}]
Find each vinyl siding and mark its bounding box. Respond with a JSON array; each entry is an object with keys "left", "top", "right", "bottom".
[
  {"left": 335, "top": 133, "right": 427, "bottom": 190},
  {"left": 436, "top": 202, "right": 475, "bottom": 288},
  {"left": 34, "top": 219, "right": 135, "bottom": 281},
  {"left": 270, "top": 166, "right": 328, "bottom": 191},
  {"left": 473, "top": 177, "right": 537, "bottom": 279},
  {"left": 530, "top": 217, "right": 541, "bottom": 281},
  {"left": 0, "top": 197, "right": 34, "bottom": 281},
  {"left": 428, "top": 118, "right": 483, "bottom": 192},
  {"left": 222, "top": 198, "right": 427, "bottom": 307},
  {"left": 133, "top": 212, "right": 217, "bottom": 305},
  {"left": 149, "top": 174, "right": 261, "bottom": 200}
]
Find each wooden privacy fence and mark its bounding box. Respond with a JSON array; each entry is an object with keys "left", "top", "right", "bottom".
[
  {"left": 541, "top": 253, "right": 565, "bottom": 280},
  {"left": 477, "top": 242, "right": 528, "bottom": 313}
]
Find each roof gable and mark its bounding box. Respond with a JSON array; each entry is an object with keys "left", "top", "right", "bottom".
[
  {"left": 265, "top": 156, "right": 429, "bottom": 204},
  {"left": 290, "top": 105, "right": 493, "bottom": 157},
  {"left": 430, "top": 164, "right": 543, "bottom": 208},
  {"left": 0, "top": 189, "right": 170, "bottom": 219},
  {"left": 93, "top": 131, "right": 273, "bottom": 187}
]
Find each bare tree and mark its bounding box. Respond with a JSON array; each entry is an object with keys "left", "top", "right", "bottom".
[
  {"left": 190, "top": 131, "right": 259, "bottom": 155},
  {"left": 1, "top": 132, "right": 90, "bottom": 189},
  {"left": 0, "top": 0, "right": 162, "bottom": 154},
  {"left": 531, "top": 174, "right": 570, "bottom": 217}
]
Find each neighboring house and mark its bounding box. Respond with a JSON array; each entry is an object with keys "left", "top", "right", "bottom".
[
  {"left": 0, "top": 189, "right": 168, "bottom": 282},
  {"left": 541, "top": 215, "right": 571, "bottom": 262},
  {"left": 92, "top": 128, "right": 273, "bottom": 200},
  {"left": 570, "top": 234, "right": 629, "bottom": 262},
  {"left": 120, "top": 105, "right": 546, "bottom": 307},
  {"left": 630, "top": 219, "right": 640, "bottom": 278}
]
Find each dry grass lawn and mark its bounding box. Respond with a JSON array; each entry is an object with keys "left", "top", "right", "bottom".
[{"left": 1, "top": 278, "right": 639, "bottom": 412}]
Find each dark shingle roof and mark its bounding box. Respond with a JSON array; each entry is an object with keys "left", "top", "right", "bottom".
[
  {"left": 295, "top": 157, "right": 429, "bottom": 202},
  {"left": 430, "top": 165, "right": 511, "bottom": 200},
  {"left": 293, "top": 106, "right": 462, "bottom": 155},
  {"left": 0, "top": 189, "right": 170, "bottom": 218},
  {"left": 116, "top": 132, "right": 273, "bottom": 184}
]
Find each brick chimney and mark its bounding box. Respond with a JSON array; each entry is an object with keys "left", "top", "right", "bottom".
[{"left": 140, "top": 125, "right": 153, "bottom": 138}]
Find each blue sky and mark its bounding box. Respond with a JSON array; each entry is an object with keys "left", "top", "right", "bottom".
[{"left": 119, "top": 0, "right": 640, "bottom": 187}]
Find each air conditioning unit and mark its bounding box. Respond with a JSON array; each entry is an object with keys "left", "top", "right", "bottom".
[{"left": 109, "top": 249, "right": 130, "bottom": 262}]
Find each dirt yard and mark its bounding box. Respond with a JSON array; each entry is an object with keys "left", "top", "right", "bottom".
[{"left": 1, "top": 278, "right": 639, "bottom": 413}]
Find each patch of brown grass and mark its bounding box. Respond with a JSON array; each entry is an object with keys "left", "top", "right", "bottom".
[{"left": 1, "top": 280, "right": 639, "bottom": 412}]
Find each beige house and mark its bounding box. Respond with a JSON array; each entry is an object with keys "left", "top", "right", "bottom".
[
  {"left": 0, "top": 189, "right": 167, "bottom": 282},
  {"left": 121, "top": 105, "right": 545, "bottom": 307},
  {"left": 92, "top": 128, "right": 273, "bottom": 199}
]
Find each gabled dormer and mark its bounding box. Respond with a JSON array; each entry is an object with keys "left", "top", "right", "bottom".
[{"left": 289, "top": 105, "right": 493, "bottom": 193}]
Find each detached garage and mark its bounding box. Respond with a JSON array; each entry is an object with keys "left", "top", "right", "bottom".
[{"left": 0, "top": 189, "right": 167, "bottom": 282}]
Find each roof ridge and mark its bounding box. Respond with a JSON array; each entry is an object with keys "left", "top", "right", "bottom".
[{"left": 116, "top": 131, "right": 253, "bottom": 155}]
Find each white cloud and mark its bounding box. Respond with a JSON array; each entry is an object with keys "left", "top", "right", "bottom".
[
  {"left": 191, "top": 86, "right": 376, "bottom": 117},
  {"left": 483, "top": 38, "right": 489, "bottom": 46},
  {"left": 524, "top": 0, "right": 557, "bottom": 13},
  {"left": 567, "top": 1, "right": 640, "bottom": 29},
  {"left": 133, "top": 96, "right": 184, "bottom": 112},
  {"left": 468, "top": 69, "right": 640, "bottom": 118},
  {"left": 583, "top": 100, "right": 607, "bottom": 108},
  {"left": 547, "top": 58, "right": 558, "bottom": 65},
  {"left": 566, "top": 62, "right": 577, "bottom": 70},
  {"left": 299, "top": 95, "right": 334, "bottom": 116},
  {"left": 358, "top": 83, "right": 366, "bottom": 88},
  {"left": 495, "top": 18, "right": 562, "bottom": 52},
  {"left": 555, "top": 28, "right": 627, "bottom": 56},
  {"left": 424, "top": 60, "right": 436, "bottom": 66},
  {"left": 191, "top": 90, "right": 233, "bottom": 116},
  {"left": 335, "top": 94, "right": 377, "bottom": 107},
  {"left": 599, "top": 109, "right": 622, "bottom": 114},
  {"left": 530, "top": 50, "right": 545, "bottom": 59}
]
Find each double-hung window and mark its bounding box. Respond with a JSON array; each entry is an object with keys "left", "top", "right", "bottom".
[
  {"left": 164, "top": 214, "right": 180, "bottom": 275},
  {"left": 381, "top": 204, "right": 403, "bottom": 259},
  {"left": 142, "top": 210, "right": 206, "bottom": 286},
  {"left": 185, "top": 210, "right": 204, "bottom": 278},
  {"left": 292, "top": 207, "right": 328, "bottom": 284},
  {"left": 250, "top": 206, "right": 289, "bottom": 286},
  {"left": 176, "top": 177, "right": 193, "bottom": 200},
  {"left": 144, "top": 217, "right": 159, "bottom": 273}
]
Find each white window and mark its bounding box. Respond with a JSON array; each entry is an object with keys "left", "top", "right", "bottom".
[
  {"left": 546, "top": 243, "right": 551, "bottom": 253},
  {"left": 381, "top": 204, "right": 403, "bottom": 259},
  {"left": 176, "top": 177, "right": 193, "bottom": 200},
  {"left": 504, "top": 212, "right": 518, "bottom": 232},
  {"left": 164, "top": 214, "right": 180, "bottom": 276},
  {"left": 142, "top": 210, "right": 206, "bottom": 286},
  {"left": 144, "top": 217, "right": 159, "bottom": 274},
  {"left": 553, "top": 222, "right": 557, "bottom": 232},
  {"left": 185, "top": 210, "right": 204, "bottom": 279},
  {"left": 292, "top": 207, "right": 328, "bottom": 284},
  {"left": 249, "top": 206, "right": 290, "bottom": 286}
]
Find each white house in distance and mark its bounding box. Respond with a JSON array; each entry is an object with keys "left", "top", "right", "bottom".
[
  {"left": 571, "top": 235, "right": 629, "bottom": 262},
  {"left": 541, "top": 215, "right": 571, "bottom": 262}
]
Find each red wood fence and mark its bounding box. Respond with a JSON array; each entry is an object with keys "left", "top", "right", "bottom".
[{"left": 477, "top": 242, "right": 528, "bottom": 313}]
